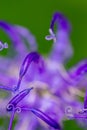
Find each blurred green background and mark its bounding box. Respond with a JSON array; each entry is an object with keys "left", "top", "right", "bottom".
[{"left": 0, "top": 0, "right": 87, "bottom": 130}]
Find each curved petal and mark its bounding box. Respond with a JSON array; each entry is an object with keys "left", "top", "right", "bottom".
[
  {"left": 0, "top": 21, "right": 27, "bottom": 56},
  {"left": 21, "top": 107, "right": 61, "bottom": 129},
  {"left": 45, "top": 12, "right": 73, "bottom": 63},
  {"left": 50, "top": 12, "right": 71, "bottom": 32},
  {"left": 14, "top": 25, "right": 37, "bottom": 51},
  {"left": 30, "top": 108, "right": 61, "bottom": 129},
  {"left": 16, "top": 52, "right": 44, "bottom": 90}
]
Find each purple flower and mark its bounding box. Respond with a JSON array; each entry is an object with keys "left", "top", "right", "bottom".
[{"left": 0, "top": 12, "right": 86, "bottom": 130}]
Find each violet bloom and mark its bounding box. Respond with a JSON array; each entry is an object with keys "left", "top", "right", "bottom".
[{"left": 0, "top": 12, "right": 86, "bottom": 130}]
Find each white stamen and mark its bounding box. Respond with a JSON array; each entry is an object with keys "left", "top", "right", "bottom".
[
  {"left": 4, "top": 42, "right": 8, "bottom": 48},
  {"left": 45, "top": 29, "right": 56, "bottom": 42},
  {"left": 0, "top": 41, "right": 8, "bottom": 51}
]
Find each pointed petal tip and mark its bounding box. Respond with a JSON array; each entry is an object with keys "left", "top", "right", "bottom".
[
  {"left": 27, "top": 87, "right": 33, "bottom": 92},
  {"left": 50, "top": 12, "right": 71, "bottom": 33},
  {"left": 8, "top": 87, "right": 33, "bottom": 107}
]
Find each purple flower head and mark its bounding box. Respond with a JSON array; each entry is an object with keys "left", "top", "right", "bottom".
[{"left": 0, "top": 12, "right": 86, "bottom": 130}]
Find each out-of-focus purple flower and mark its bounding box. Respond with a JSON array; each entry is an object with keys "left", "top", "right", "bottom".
[{"left": 0, "top": 12, "right": 86, "bottom": 130}]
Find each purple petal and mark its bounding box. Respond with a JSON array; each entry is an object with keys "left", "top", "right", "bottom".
[
  {"left": 49, "top": 30, "right": 73, "bottom": 63},
  {"left": 14, "top": 25, "right": 37, "bottom": 51},
  {"left": 30, "top": 108, "right": 61, "bottom": 129},
  {"left": 14, "top": 115, "right": 39, "bottom": 130},
  {"left": 46, "top": 12, "right": 73, "bottom": 63},
  {"left": 69, "top": 60, "right": 87, "bottom": 81},
  {"left": 0, "top": 71, "right": 17, "bottom": 90},
  {"left": 0, "top": 85, "right": 13, "bottom": 92},
  {"left": 75, "top": 60, "right": 87, "bottom": 77},
  {"left": 73, "top": 113, "right": 87, "bottom": 119},
  {"left": 50, "top": 12, "right": 71, "bottom": 32},
  {"left": 0, "top": 21, "right": 27, "bottom": 55},
  {"left": 15, "top": 52, "right": 42, "bottom": 90},
  {"left": 7, "top": 87, "right": 33, "bottom": 111},
  {"left": 19, "top": 52, "right": 40, "bottom": 77}
]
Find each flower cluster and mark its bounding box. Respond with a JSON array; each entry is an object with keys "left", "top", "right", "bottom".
[{"left": 0, "top": 12, "right": 87, "bottom": 130}]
